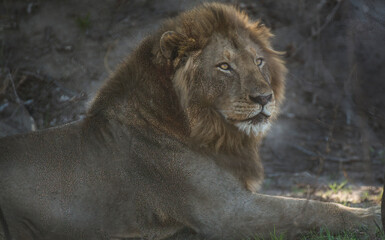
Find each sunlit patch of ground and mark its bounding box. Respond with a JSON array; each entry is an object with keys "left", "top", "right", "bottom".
[
  {"left": 312, "top": 185, "right": 382, "bottom": 206},
  {"left": 261, "top": 173, "right": 382, "bottom": 207}
]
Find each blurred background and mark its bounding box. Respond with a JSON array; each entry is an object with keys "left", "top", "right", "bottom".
[{"left": 1, "top": 0, "right": 384, "bottom": 207}]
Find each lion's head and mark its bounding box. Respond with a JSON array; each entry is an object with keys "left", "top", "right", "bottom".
[
  {"left": 87, "top": 3, "right": 287, "bottom": 190},
  {"left": 157, "top": 3, "right": 286, "bottom": 151},
  {"left": 91, "top": 3, "right": 286, "bottom": 154}
]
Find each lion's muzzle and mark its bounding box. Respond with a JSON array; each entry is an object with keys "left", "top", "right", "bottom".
[{"left": 248, "top": 93, "right": 272, "bottom": 106}]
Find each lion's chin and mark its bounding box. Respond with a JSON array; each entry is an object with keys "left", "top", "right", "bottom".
[{"left": 235, "top": 122, "right": 271, "bottom": 136}]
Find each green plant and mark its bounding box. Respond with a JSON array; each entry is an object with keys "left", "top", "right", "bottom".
[
  {"left": 244, "top": 227, "right": 385, "bottom": 240},
  {"left": 340, "top": 200, "right": 351, "bottom": 207},
  {"left": 300, "top": 227, "right": 385, "bottom": 240},
  {"left": 291, "top": 185, "right": 306, "bottom": 195},
  {"left": 328, "top": 180, "right": 348, "bottom": 194},
  {"left": 269, "top": 226, "right": 285, "bottom": 240},
  {"left": 75, "top": 13, "right": 91, "bottom": 31},
  {"left": 361, "top": 191, "right": 369, "bottom": 202}
]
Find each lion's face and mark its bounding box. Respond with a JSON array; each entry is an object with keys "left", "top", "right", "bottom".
[
  {"left": 203, "top": 34, "right": 275, "bottom": 136},
  {"left": 160, "top": 8, "right": 285, "bottom": 139},
  {"left": 182, "top": 33, "right": 277, "bottom": 136}
]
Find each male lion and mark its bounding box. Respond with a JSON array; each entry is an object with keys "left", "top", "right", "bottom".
[{"left": 0, "top": 3, "right": 381, "bottom": 240}]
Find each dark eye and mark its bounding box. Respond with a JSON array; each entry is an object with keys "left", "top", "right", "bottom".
[
  {"left": 255, "top": 57, "right": 264, "bottom": 67},
  {"left": 217, "top": 63, "right": 231, "bottom": 71}
]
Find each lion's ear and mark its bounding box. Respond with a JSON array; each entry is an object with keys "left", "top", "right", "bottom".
[
  {"left": 251, "top": 21, "right": 273, "bottom": 42},
  {"left": 160, "top": 31, "right": 188, "bottom": 59}
]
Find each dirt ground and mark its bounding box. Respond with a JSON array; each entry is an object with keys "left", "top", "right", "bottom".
[{"left": 1, "top": 0, "right": 385, "bottom": 207}]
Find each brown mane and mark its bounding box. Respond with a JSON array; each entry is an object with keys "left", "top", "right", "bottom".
[{"left": 88, "top": 2, "right": 287, "bottom": 191}]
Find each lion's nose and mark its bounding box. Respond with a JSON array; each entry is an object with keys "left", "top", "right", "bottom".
[{"left": 249, "top": 94, "right": 273, "bottom": 106}]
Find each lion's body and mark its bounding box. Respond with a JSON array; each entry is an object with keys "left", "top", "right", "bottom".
[
  {"left": 0, "top": 120, "right": 198, "bottom": 239},
  {"left": 0, "top": 3, "right": 381, "bottom": 240}
]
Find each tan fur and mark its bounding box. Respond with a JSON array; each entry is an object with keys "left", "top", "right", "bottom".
[
  {"left": 88, "top": 3, "right": 288, "bottom": 192},
  {"left": 0, "top": 3, "right": 381, "bottom": 240}
]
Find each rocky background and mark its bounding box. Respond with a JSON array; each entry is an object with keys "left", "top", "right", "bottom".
[{"left": 1, "top": 0, "right": 384, "bottom": 206}]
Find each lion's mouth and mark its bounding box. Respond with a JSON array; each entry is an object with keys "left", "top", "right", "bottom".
[
  {"left": 223, "top": 106, "right": 273, "bottom": 126},
  {"left": 227, "top": 112, "right": 270, "bottom": 125},
  {"left": 241, "top": 112, "right": 270, "bottom": 124}
]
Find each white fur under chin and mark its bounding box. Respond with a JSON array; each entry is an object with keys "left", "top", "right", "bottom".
[{"left": 235, "top": 122, "right": 271, "bottom": 136}]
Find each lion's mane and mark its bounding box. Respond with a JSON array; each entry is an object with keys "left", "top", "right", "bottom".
[{"left": 89, "top": 3, "right": 287, "bottom": 191}]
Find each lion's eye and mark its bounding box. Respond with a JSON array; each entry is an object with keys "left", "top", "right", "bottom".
[
  {"left": 218, "top": 63, "right": 231, "bottom": 71},
  {"left": 255, "top": 57, "right": 264, "bottom": 67}
]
